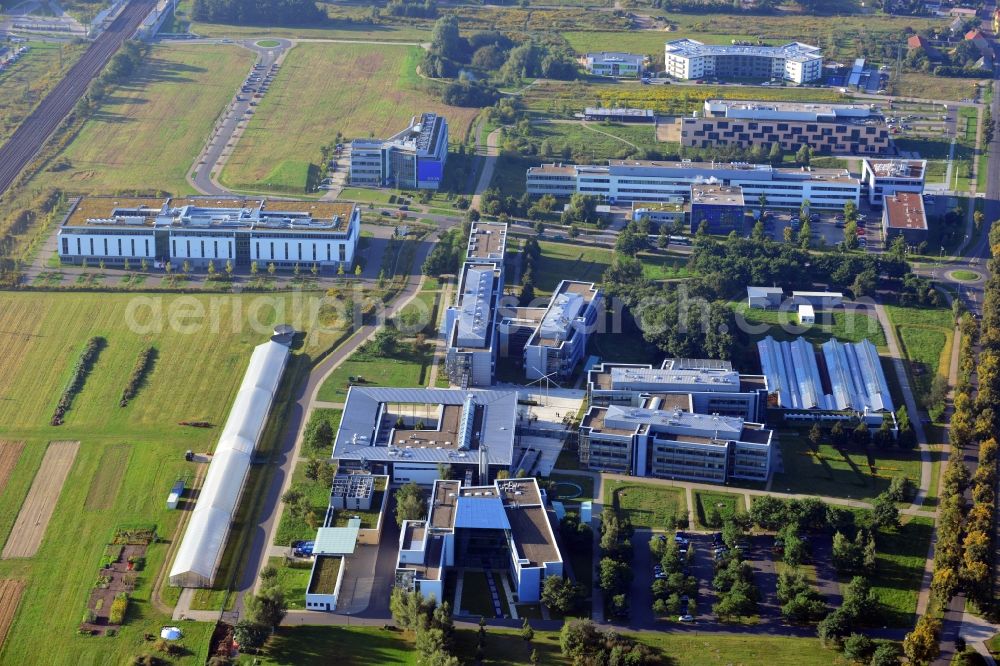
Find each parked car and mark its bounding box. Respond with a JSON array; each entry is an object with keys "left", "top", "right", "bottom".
[
  {"left": 292, "top": 540, "right": 315, "bottom": 557},
  {"left": 678, "top": 615, "right": 695, "bottom": 622}
]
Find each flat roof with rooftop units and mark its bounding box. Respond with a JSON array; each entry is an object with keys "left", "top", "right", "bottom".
[
  {"left": 692, "top": 184, "right": 745, "bottom": 206},
  {"left": 702, "top": 99, "right": 882, "bottom": 123},
  {"left": 466, "top": 221, "right": 507, "bottom": 262}
]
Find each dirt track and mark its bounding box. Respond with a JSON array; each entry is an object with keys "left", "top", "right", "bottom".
[
  {"left": 1, "top": 441, "right": 79, "bottom": 559},
  {"left": 0, "top": 579, "right": 25, "bottom": 649},
  {"left": 0, "top": 442, "right": 24, "bottom": 491}
]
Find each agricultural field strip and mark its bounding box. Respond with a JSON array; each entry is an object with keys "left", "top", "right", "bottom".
[
  {"left": 0, "top": 443, "right": 25, "bottom": 492},
  {"left": 1, "top": 441, "right": 79, "bottom": 559},
  {"left": 0, "top": 580, "right": 25, "bottom": 651}
]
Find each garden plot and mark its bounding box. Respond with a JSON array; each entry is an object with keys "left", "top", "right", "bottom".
[
  {"left": 1, "top": 441, "right": 79, "bottom": 559},
  {"left": 0, "top": 580, "right": 24, "bottom": 650},
  {"left": 0, "top": 442, "right": 24, "bottom": 491}
]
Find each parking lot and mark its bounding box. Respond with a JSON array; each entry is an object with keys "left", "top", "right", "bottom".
[{"left": 762, "top": 207, "right": 881, "bottom": 251}]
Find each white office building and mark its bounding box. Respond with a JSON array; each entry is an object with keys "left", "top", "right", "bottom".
[
  {"left": 861, "top": 159, "right": 927, "bottom": 206},
  {"left": 396, "top": 478, "right": 563, "bottom": 605},
  {"left": 526, "top": 160, "right": 860, "bottom": 209},
  {"left": 584, "top": 52, "right": 646, "bottom": 78},
  {"left": 524, "top": 280, "right": 602, "bottom": 381},
  {"left": 664, "top": 40, "right": 823, "bottom": 83},
  {"left": 350, "top": 113, "right": 449, "bottom": 190},
  {"left": 57, "top": 197, "right": 360, "bottom": 270}
]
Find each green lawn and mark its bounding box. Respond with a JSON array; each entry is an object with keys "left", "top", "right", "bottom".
[
  {"left": 732, "top": 302, "right": 887, "bottom": 346},
  {"left": 604, "top": 480, "right": 687, "bottom": 530},
  {"left": 535, "top": 241, "right": 612, "bottom": 293},
  {"left": 268, "top": 557, "right": 312, "bottom": 610},
  {"left": 867, "top": 517, "right": 934, "bottom": 627},
  {"left": 693, "top": 490, "right": 745, "bottom": 529},
  {"left": 770, "top": 430, "right": 922, "bottom": 502},
  {"left": 220, "top": 43, "right": 480, "bottom": 192},
  {"left": 519, "top": 121, "right": 657, "bottom": 162},
  {"left": 885, "top": 305, "right": 953, "bottom": 407},
  {"left": 0, "top": 291, "right": 343, "bottom": 664},
  {"left": 951, "top": 270, "right": 980, "bottom": 281},
  {"left": 0, "top": 41, "right": 86, "bottom": 147},
  {"left": 243, "top": 625, "right": 842, "bottom": 665},
  {"left": 316, "top": 344, "right": 432, "bottom": 402},
  {"left": 34, "top": 44, "right": 253, "bottom": 195}
]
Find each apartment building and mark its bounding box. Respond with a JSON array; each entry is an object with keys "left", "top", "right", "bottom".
[{"left": 664, "top": 39, "right": 823, "bottom": 83}]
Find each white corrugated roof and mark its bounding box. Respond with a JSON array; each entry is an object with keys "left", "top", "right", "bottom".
[{"left": 169, "top": 339, "right": 289, "bottom": 587}]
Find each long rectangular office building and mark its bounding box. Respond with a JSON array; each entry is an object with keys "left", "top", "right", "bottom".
[
  {"left": 861, "top": 159, "right": 926, "bottom": 206},
  {"left": 664, "top": 40, "right": 823, "bottom": 83},
  {"left": 682, "top": 99, "right": 892, "bottom": 155},
  {"left": 526, "top": 160, "right": 860, "bottom": 209},
  {"left": 57, "top": 197, "right": 360, "bottom": 269},
  {"left": 443, "top": 222, "right": 508, "bottom": 388},
  {"left": 579, "top": 403, "right": 773, "bottom": 484},
  {"left": 396, "top": 478, "right": 562, "bottom": 604},
  {"left": 350, "top": 113, "right": 449, "bottom": 190},
  {"left": 587, "top": 358, "right": 768, "bottom": 422}
]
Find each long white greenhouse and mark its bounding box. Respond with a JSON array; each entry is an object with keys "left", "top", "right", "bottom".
[{"left": 168, "top": 339, "right": 290, "bottom": 588}]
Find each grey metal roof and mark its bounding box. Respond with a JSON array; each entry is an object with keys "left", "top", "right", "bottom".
[
  {"left": 747, "top": 286, "right": 783, "bottom": 298},
  {"left": 332, "top": 387, "right": 517, "bottom": 466},
  {"left": 665, "top": 39, "right": 822, "bottom": 63},
  {"left": 314, "top": 519, "right": 361, "bottom": 555}
]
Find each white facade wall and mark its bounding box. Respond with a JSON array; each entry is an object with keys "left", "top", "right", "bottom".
[
  {"left": 251, "top": 237, "right": 350, "bottom": 266},
  {"left": 59, "top": 231, "right": 156, "bottom": 261},
  {"left": 170, "top": 234, "right": 235, "bottom": 262}
]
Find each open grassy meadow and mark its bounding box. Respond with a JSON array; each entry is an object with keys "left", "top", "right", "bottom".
[
  {"left": 0, "top": 41, "right": 86, "bottom": 148},
  {"left": 241, "top": 625, "right": 842, "bottom": 665},
  {"left": 0, "top": 291, "right": 343, "bottom": 664},
  {"left": 868, "top": 517, "right": 934, "bottom": 627},
  {"left": 885, "top": 305, "right": 953, "bottom": 407},
  {"left": 731, "top": 302, "right": 887, "bottom": 347},
  {"left": 604, "top": 480, "right": 687, "bottom": 530},
  {"left": 33, "top": 44, "right": 253, "bottom": 196},
  {"left": 770, "top": 430, "right": 922, "bottom": 503},
  {"left": 219, "top": 43, "right": 480, "bottom": 193}
]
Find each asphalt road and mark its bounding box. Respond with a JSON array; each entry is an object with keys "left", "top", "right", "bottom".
[
  {"left": 0, "top": 0, "right": 157, "bottom": 198},
  {"left": 189, "top": 38, "right": 292, "bottom": 195},
  {"left": 232, "top": 226, "right": 450, "bottom": 616}
]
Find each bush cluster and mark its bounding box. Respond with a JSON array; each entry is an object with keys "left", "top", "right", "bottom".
[
  {"left": 51, "top": 336, "right": 103, "bottom": 425},
  {"left": 120, "top": 347, "right": 155, "bottom": 407}
]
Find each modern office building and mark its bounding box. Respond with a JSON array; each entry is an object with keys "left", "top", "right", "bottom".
[
  {"left": 632, "top": 200, "right": 686, "bottom": 225},
  {"left": 443, "top": 222, "right": 508, "bottom": 388},
  {"left": 757, "top": 335, "right": 895, "bottom": 426},
  {"left": 583, "top": 52, "right": 646, "bottom": 78},
  {"left": 57, "top": 197, "right": 360, "bottom": 270},
  {"left": 882, "top": 191, "right": 928, "bottom": 246},
  {"left": 526, "top": 160, "right": 860, "bottom": 209},
  {"left": 523, "top": 280, "right": 603, "bottom": 381},
  {"left": 579, "top": 402, "right": 773, "bottom": 483},
  {"left": 587, "top": 358, "right": 768, "bottom": 422},
  {"left": 689, "top": 184, "right": 747, "bottom": 233},
  {"left": 395, "top": 477, "right": 562, "bottom": 604},
  {"left": 861, "top": 158, "right": 926, "bottom": 206},
  {"left": 681, "top": 99, "right": 892, "bottom": 154},
  {"left": 664, "top": 39, "right": 823, "bottom": 83},
  {"left": 331, "top": 387, "right": 517, "bottom": 485},
  {"left": 350, "top": 113, "right": 449, "bottom": 190}
]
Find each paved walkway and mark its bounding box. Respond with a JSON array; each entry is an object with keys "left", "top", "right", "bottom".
[{"left": 471, "top": 128, "right": 501, "bottom": 211}]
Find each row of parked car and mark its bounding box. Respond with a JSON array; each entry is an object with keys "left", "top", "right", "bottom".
[
  {"left": 0, "top": 45, "right": 29, "bottom": 73},
  {"left": 237, "top": 62, "right": 278, "bottom": 106}
]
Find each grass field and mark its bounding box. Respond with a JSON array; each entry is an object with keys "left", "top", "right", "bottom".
[
  {"left": 894, "top": 72, "right": 988, "bottom": 102},
  {"left": 524, "top": 79, "right": 851, "bottom": 117},
  {"left": 770, "top": 430, "right": 922, "bottom": 502},
  {"left": 604, "top": 480, "right": 687, "bottom": 530},
  {"left": 885, "top": 305, "right": 953, "bottom": 407},
  {"left": 220, "top": 43, "right": 480, "bottom": 193},
  {"left": 316, "top": 343, "right": 432, "bottom": 402},
  {"left": 521, "top": 121, "right": 658, "bottom": 161},
  {"left": 241, "top": 625, "right": 842, "bottom": 665},
  {"left": 0, "top": 291, "right": 342, "bottom": 664},
  {"left": 33, "top": 44, "right": 253, "bottom": 195},
  {"left": 0, "top": 41, "right": 86, "bottom": 148},
  {"left": 693, "top": 490, "right": 745, "bottom": 529},
  {"left": 268, "top": 557, "right": 312, "bottom": 610},
  {"left": 868, "top": 517, "right": 934, "bottom": 627},
  {"left": 731, "top": 302, "right": 887, "bottom": 347}
]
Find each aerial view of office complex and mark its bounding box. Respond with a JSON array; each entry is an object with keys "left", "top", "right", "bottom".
[{"left": 0, "top": 0, "right": 997, "bottom": 663}]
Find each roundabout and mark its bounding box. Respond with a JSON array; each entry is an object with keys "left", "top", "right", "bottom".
[{"left": 949, "top": 269, "right": 981, "bottom": 282}]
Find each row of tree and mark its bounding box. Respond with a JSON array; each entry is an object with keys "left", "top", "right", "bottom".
[
  {"left": 390, "top": 589, "right": 460, "bottom": 665},
  {"left": 597, "top": 509, "right": 633, "bottom": 619},
  {"left": 191, "top": 0, "right": 322, "bottom": 25}
]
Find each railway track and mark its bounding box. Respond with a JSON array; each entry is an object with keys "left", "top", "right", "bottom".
[{"left": 0, "top": 0, "right": 157, "bottom": 199}]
